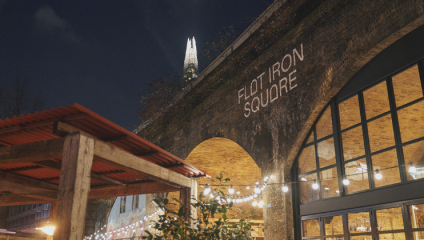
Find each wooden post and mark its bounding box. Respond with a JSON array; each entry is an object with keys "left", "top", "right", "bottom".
[
  {"left": 180, "top": 179, "right": 198, "bottom": 227},
  {"left": 54, "top": 132, "right": 94, "bottom": 240}
]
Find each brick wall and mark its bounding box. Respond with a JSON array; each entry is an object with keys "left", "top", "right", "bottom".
[{"left": 136, "top": 0, "right": 424, "bottom": 239}]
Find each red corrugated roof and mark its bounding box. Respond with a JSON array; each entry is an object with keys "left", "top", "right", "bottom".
[{"left": 0, "top": 104, "right": 206, "bottom": 187}]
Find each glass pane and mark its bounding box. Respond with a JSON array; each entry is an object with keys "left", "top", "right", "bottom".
[
  {"left": 306, "top": 131, "right": 315, "bottom": 144},
  {"left": 409, "top": 204, "right": 424, "bottom": 229},
  {"left": 339, "top": 95, "right": 362, "bottom": 130},
  {"left": 303, "top": 218, "right": 320, "bottom": 237},
  {"left": 316, "top": 106, "right": 333, "bottom": 139},
  {"left": 318, "top": 138, "right": 336, "bottom": 168},
  {"left": 376, "top": 207, "right": 404, "bottom": 231},
  {"left": 299, "top": 173, "right": 319, "bottom": 203},
  {"left": 299, "top": 145, "right": 317, "bottom": 174},
  {"left": 324, "top": 215, "right": 343, "bottom": 236},
  {"left": 342, "top": 126, "right": 366, "bottom": 161},
  {"left": 372, "top": 149, "right": 401, "bottom": 188},
  {"left": 367, "top": 115, "right": 396, "bottom": 152},
  {"left": 364, "top": 81, "right": 391, "bottom": 119},
  {"left": 345, "top": 158, "right": 369, "bottom": 194},
  {"left": 392, "top": 65, "right": 423, "bottom": 107},
  {"left": 348, "top": 212, "right": 371, "bottom": 233},
  {"left": 403, "top": 140, "right": 424, "bottom": 181},
  {"left": 321, "top": 167, "right": 339, "bottom": 199},
  {"left": 326, "top": 238, "right": 343, "bottom": 240},
  {"left": 412, "top": 231, "right": 424, "bottom": 240},
  {"left": 379, "top": 233, "right": 405, "bottom": 240},
  {"left": 351, "top": 236, "right": 372, "bottom": 240},
  {"left": 398, "top": 101, "right": 424, "bottom": 143}
]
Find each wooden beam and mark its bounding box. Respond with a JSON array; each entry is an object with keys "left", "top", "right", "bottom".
[
  {"left": 93, "top": 140, "right": 192, "bottom": 188},
  {"left": 0, "top": 195, "right": 51, "bottom": 206},
  {"left": 163, "top": 163, "right": 184, "bottom": 169},
  {"left": 100, "top": 134, "right": 129, "bottom": 142},
  {"left": 0, "top": 138, "right": 65, "bottom": 165},
  {"left": 0, "top": 169, "right": 58, "bottom": 190},
  {"left": 0, "top": 113, "right": 90, "bottom": 136},
  {"left": 36, "top": 160, "right": 124, "bottom": 186},
  {"left": 52, "top": 121, "right": 80, "bottom": 137},
  {"left": 55, "top": 132, "right": 94, "bottom": 240},
  {"left": 88, "top": 181, "right": 180, "bottom": 199},
  {"left": 134, "top": 150, "right": 159, "bottom": 157},
  {"left": 0, "top": 179, "right": 57, "bottom": 200}
]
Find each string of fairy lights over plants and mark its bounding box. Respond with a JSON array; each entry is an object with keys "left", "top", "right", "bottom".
[{"left": 201, "top": 162, "right": 420, "bottom": 208}]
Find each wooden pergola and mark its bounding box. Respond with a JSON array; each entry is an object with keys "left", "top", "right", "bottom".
[{"left": 0, "top": 104, "right": 204, "bottom": 239}]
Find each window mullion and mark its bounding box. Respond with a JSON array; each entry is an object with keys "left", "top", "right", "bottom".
[
  {"left": 314, "top": 127, "right": 322, "bottom": 200},
  {"left": 358, "top": 92, "right": 374, "bottom": 189},
  {"left": 331, "top": 98, "right": 345, "bottom": 196},
  {"left": 386, "top": 77, "right": 407, "bottom": 183}
]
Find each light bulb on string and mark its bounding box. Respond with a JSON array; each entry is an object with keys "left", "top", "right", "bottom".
[
  {"left": 228, "top": 185, "right": 234, "bottom": 194},
  {"left": 264, "top": 176, "right": 269, "bottom": 181},
  {"left": 246, "top": 186, "right": 250, "bottom": 189},
  {"left": 216, "top": 195, "right": 220, "bottom": 201},
  {"left": 258, "top": 200, "right": 264, "bottom": 208},
  {"left": 252, "top": 200, "right": 257, "bottom": 206},
  {"left": 254, "top": 182, "right": 261, "bottom": 193},
  {"left": 312, "top": 180, "right": 319, "bottom": 190},
  {"left": 204, "top": 184, "right": 211, "bottom": 195},
  {"left": 343, "top": 178, "right": 350, "bottom": 185},
  {"left": 282, "top": 184, "right": 289, "bottom": 193},
  {"left": 237, "top": 190, "right": 240, "bottom": 194},
  {"left": 270, "top": 174, "right": 273, "bottom": 179},
  {"left": 210, "top": 193, "right": 214, "bottom": 198},
  {"left": 409, "top": 163, "right": 417, "bottom": 173},
  {"left": 375, "top": 169, "right": 383, "bottom": 180},
  {"left": 254, "top": 193, "right": 258, "bottom": 198}
]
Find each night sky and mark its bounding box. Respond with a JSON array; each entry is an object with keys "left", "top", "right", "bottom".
[{"left": 0, "top": 0, "right": 269, "bottom": 130}]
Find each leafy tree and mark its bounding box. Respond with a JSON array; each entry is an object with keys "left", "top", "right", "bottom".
[
  {"left": 143, "top": 174, "right": 255, "bottom": 240},
  {"left": 0, "top": 74, "right": 45, "bottom": 119},
  {"left": 138, "top": 74, "right": 182, "bottom": 123},
  {"left": 202, "top": 25, "right": 240, "bottom": 63}
]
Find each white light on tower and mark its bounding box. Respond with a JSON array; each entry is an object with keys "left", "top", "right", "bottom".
[
  {"left": 282, "top": 184, "right": 289, "bottom": 192},
  {"left": 204, "top": 184, "right": 211, "bottom": 195},
  {"left": 312, "top": 180, "right": 319, "bottom": 190},
  {"left": 375, "top": 170, "right": 383, "bottom": 180},
  {"left": 228, "top": 185, "right": 234, "bottom": 194}
]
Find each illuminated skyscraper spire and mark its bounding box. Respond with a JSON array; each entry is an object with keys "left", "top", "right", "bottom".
[{"left": 183, "top": 37, "right": 198, "bottom": 82}]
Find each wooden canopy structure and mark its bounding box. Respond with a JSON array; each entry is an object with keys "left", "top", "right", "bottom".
[{"left": 0, "top": 104, "right": 204, "bottom": 239}]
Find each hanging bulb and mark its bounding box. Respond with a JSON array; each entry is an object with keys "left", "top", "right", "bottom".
[
  {"left": 252, "top": 200, "right": 258, "bottom": 206},
  {"left": 282, "top": 184, "right": 289, "bottom": 192},
  {"left": 210, "top": 193, "right": 214, "bottom": 198},
  {"left": 246, "top": 186, "right": 250, "bottom": 189},
  {"left": 258, "top": 200, "right": 264, "bottom": 208},
  {"left": 237, "top": 190, "right": 240, "bottom": 194},
  {"left": 216, "top": 195, "right": 220, "bottom": 201},
  {"left": 343, "top": 178, "right": 350, "bottom": 185},
  {"left": 264, "top": 176, "right": 269, "bottom": 181},
  {"left": 312, "top": 180, "right": 319, "bottom": 190},
  {"left": 204, "top": 184, "right": 211, "bottom": 195},
  {"left": 254, "top": 182, "right": 261, "bottom": 193},
  {"left": 270, "top": 174, "right": 273, "bottom": 179},
  {"left": 375, "top": 169, "right": 383, "bottom": 180},
  {"left": 409, "top": 163, "right": 417, "bottom": 173},
  {"left": 226, "top": 198, "right": 231, "bottom": 202},
  {"left": 254, "top": 193, "right": 258, "bottom": 198},
  {"left": 228, "top": 185, "right": 234, "bottom": 194}
]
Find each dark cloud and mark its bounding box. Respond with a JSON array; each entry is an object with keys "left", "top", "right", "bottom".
[{"left": 34, "top": 5, "right": 83, "bottom": 45}]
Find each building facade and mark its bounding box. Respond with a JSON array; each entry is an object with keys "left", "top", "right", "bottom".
[{"left": 135, "top": 0, "right": 424, "bottom": 239}]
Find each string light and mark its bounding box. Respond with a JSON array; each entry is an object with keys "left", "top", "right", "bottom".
[
  {"left": 237, "top": 190, "right": 240, "bottom": 194},
  {"left": 254, "top": 182, "right": 261, "bottom": 193},
  {"left": 258, "top": 200, "right": 264, "bottom": 208},
  {"left": 252, "top": 200, "right": 258, "bottom": 206},
  {"left": 204, "top": 184, "right": 211, "bottom": 195},
  {"left": 246, "top": 186, "right": 250, "bottom": 189},
  {"left": 375, "top": 169, "right": 383, "bottom": 180},
  {"left": 282, "top": 184, "right": 289, "bottom": 192},
  {"left": 312, "top": 180, "right": 319, "bottom": 190},
  {"left": 228, "top": 185, "right": 234, "bottom": 194},
  {"left": 342, "top": 178, "right": 350, "bottom": 186},
  {"left": 210, "top": 193, "right": 214, "bottom": 198},
  {"left": 409, "top": 163, "right": 417, "bottom": 173}
]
